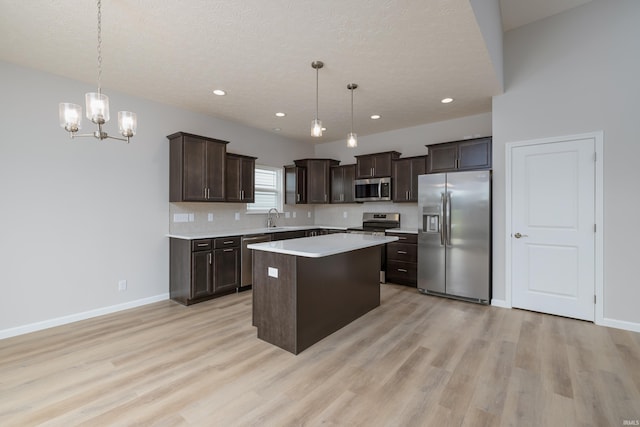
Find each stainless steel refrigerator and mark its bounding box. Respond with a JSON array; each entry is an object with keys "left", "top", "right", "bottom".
[{"left": 417, "top": 170, "right": 491, "bottom": 304}]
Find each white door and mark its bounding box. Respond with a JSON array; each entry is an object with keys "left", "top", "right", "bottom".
[{"left": 511, "top": 137, "right": 595, "bottom": 321}]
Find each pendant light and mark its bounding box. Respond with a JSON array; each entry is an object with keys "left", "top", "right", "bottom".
[
  {"left": 59, "top": 0, "right": 137, "bottom": 143},
  {"left": 347, "top": 83, "right": 358, "bottom": 148},
  {"left": 310, "top": 61, "right": 324, "bottom": 137}
]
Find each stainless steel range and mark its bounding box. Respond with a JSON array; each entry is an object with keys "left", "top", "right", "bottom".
[{"left": 347, "top": 212, "right": 400, "bottom": 282}]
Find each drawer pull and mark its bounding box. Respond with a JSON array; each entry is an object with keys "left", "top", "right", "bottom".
[
  {"left": 398, "top": 237, "right": 407, "bottom": 240},
  {"left": 397, "top": 268, "right": 408, "bottom": 273},
  {"left": 223, "top": 248, "right": 234, "bottom": 252},
  {"left": 223, "top": 241, "right": 235, "bottom": 245},
  {"left": 197, "top": 243, "right": 209, "bottom": 247},
  {"left": 397, "top": 250, "right": 407, "bottom": 254}
]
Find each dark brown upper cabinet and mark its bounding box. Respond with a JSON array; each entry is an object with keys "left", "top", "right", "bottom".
[
  {"left": 426, "top": 136, "right": 492, "bottom": 173},
  {"left": 168, "top": 132, "right": 228, "bottom": 202},
  {"left": 225, "top": 153, "right": 256, "bottom": 203},
  {"left": 287, "top": 159, "right": 339, "bottom": 204},
  {"left": 392, "top": 156, "right": 426, "bottom": 202},
  {"left": 285, "top": 165, "right": 307, "bottom": 204},
  {"left": 331, "top": 164, "right": 356, "bottom": 203},
  {"left": 355, "top": 151, "right": 401, "bottom": 178}
]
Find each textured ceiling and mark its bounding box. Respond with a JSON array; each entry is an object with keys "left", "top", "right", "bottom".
[{"left": 0, "top": 0, "right": 588, "bottom": 144}]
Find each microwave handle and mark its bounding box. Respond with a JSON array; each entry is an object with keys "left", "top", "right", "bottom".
[{"left": 378, "top": 181, "right": 382, "bottom": 198}]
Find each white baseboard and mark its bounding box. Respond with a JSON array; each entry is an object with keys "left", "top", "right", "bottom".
[
  {"left": 0, "top": 293, "right": 169, "bottom": 340},
  {"left": 491, "top": 299, "right": 511, "bottom": 308},
  {"left": 598, "top": 317, "right": 640, "bottom": 333}
]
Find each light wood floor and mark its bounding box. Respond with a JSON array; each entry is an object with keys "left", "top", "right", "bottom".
[{"left": 1, "top": 284, "right": 639, "bottom": 426}]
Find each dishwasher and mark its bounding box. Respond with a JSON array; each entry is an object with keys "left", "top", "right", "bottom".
[{"left": 241, "top": 234, "right": 272, "bottom": 288}]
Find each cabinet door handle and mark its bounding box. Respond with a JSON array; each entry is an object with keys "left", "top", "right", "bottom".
[
  {"left": 397, "top": 250, "right": 407, "bottom": 254},
  {"left": 297, "top": 194, "right": 300, "bottom": 202},
  {"left": 241, "top": 190, "right": 244, "bottom": 199},
  {"left": 203, "top": 187, "right": 207, "bottom": 198},
  {"left": 208, "top": 253, "right": 212, "bottom": 264},
  {"left": 398, "top": 268, "right": 408, "bottom": 273},
  {"left": 223, "top": 248, "right": 234, "bottom": 252},
  {"left": 325, "top": 194, "right": 327, "bottom": 202}
]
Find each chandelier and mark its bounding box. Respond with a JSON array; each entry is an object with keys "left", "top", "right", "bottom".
[{"left": 58, "top": 0, "right": 137, "bottom": 143}]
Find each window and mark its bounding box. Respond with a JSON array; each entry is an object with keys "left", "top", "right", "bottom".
[{"left": 246, "top": 165, "right": 283, "bottom": 213}]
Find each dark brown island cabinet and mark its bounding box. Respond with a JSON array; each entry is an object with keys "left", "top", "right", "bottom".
[
  {"left": 168, "top": 132, "right": 229, "bottom": 202},
  {"left": 285, "top": 159, "right": 339, "bottom": 204},
  {"left": 355, "top": 151, "right": 401, "bottom": 179},
  {"left": 392, "top": 156, "right": 426, "bottom": 202},
  {"left": 385, "top": 232, "right": 418, "bottom": 287},
  {"left": 225, "top": 153, "right": 256, "bottom": 203},
  {"left": 170, "top": 236, "right": 241, "bottom": 305},
  {"left": 426, "top": 136, "right": 492, "bottom": 173},
  {"left": 330, "top": 164, "right": 356, "bottom": 203}
]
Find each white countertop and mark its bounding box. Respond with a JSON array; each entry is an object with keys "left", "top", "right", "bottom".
[
  {"left": 247, "top": 233, "right": 398, "bottom": 258},
  {"left": 166, "top": 225, "right": 347, "bottom": 240}
]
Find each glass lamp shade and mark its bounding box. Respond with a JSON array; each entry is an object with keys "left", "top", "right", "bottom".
[
  {"left": 59, "top": 103, "right": 82, "bottom": 132},
  {"left": 85, "top": 92, "right": 110, "bottom": 124},
  {"left": 311, "top": 118, "right": 323, "bottom": 137},
  {"left": 118, "top": 111, "right": 137, "bottom": 137},
  {"left": 347, "top": 132, "right": 358, "bottom": 148}
]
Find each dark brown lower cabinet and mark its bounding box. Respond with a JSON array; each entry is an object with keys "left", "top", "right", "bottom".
[
  {"left": 385, "top": 232, "right": 418, "bottom": 287},
  {"left": 170, "top": 236, "right": 241, "bottom": 305}
]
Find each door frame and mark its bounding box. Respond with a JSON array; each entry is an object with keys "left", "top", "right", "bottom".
[{"left": 504, "top": 131, "right": 604, "bottom": 324}]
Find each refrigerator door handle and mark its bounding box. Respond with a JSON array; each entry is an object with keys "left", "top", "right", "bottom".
[
  {"left": 446, "top": 192, "right": 452, "bottom": 246},
  {"left": 440, "top": 192, "right": 446, "bottom": 246}
]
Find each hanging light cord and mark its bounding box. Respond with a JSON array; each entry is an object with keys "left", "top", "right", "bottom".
[
  {"left": 96, "top": 0, "right": 102, "bottom": 95},
  {"left": 350, "top": 87, "right": 354, "bottom": 133},
  {"left": 315, "top": 66, "right": 319, "bottom": 120}
]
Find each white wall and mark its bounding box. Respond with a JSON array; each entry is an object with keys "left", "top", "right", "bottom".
[
  {"left": 0, "top": 60, "right": 312, "bottom": 336},
  {"left": 313, "top": 113, "right": 492, "bottom": 229},
  {"left": 493, "top": 0, "right": 640, "bottom": 325}
]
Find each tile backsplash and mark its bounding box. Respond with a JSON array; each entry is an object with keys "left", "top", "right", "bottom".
[
  {"left": 169, "top": 203, "right": 315, "bottom": 234},
  {"left": 169, "top": 201, "right": 420, "bottom": 234}
]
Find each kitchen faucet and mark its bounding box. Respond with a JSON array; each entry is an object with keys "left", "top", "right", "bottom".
[{"left": 267, "top": 208, "right": 280, "bottom": 228}]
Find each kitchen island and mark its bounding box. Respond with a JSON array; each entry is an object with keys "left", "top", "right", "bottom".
[{"left": 248, "top": 233, "right": 398, "bottom": 354}]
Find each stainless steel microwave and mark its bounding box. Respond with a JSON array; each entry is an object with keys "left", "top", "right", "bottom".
[{"left": 354, "top": 177, "right": 392, "bottom": 202}]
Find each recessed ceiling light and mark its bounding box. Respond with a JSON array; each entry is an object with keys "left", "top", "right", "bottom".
[
  {"left": 275, "top": 112, "right": 286, "bottom": 117},
  {"left": 212, "top": 89, "right": 227, "bottom": 96},
  {"left": 272, "top": 127, "right": 281, "bottom": 131},
  {"left": 441, "top": 97, "right": 453, "bottom": 104},
  {"left": 321, "top": 127, "right": 327, "bottom": 131},
  {"left": 370, "top": 114, "right": 381, "bottom": 120}
]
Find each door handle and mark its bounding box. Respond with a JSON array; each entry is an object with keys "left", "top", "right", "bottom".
[
  {"left": 440, "top": 193, "right": 446, "bottom": 246},
  {"left": 514, "top": 232, "right": 529, "bottom": 239},
  {"left": 446, "top": 192, "right": 452, "bottom": 246}
]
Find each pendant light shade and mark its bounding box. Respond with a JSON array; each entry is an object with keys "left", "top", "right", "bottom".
[
  {"left": 58, "top": 0, "right": 137, "bottom": 143},
  {"left": 347, "top": 83, "right": 358, "bottom": 148},
  {"left": 311, "top": 61, "right": 324, "bottom": 137}
]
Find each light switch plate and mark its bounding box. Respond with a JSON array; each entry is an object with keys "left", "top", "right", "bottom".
[
  {"left": 285, "top": 212, "right": 290, "bottom": 218},
  {"left": 343, "top": 211, "right": 348, "bottom": 218},
  {"left": 268, "top": 267, "right": 278, "bottom": 278},
  {"left": 173, "top": 213, "right": 190, "bottom": 223},
  {"left": 292, "top": 212, "right": 297, "bottom": 218},
  {"left": 235, "top": 212, "right": 240, "bottom": 221},
  {"left": 208, "top": 213, "right": 214, "bottom": 222}
]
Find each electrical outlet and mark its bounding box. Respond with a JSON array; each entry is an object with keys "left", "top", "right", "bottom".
[
  {"left": 208, "top": 213, "right": 214, "bottom": 222},
  {"left": 307, "top": 211, "right": 312, "bottom": 218},
  {"left": 235, "top": 212, "right": 240, "bottom": 221},
  {"left": 118, "top": 280, "right": 127, "bottom": 291},
  {"left": 292, "top": 212, "right": 297, "bottom": 218},
  {"left": 285, "top": 212, "right": 290, "bottom": 219},
  {"left": 188, "top": 213, "right": 195, "bottom": 222},
  {"left": 343, "top": 211, "right": 348, "bottom": 219}
]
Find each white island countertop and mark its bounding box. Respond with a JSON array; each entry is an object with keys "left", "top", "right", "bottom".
[{"left": 247, "top": 233, "right": 398, "bottom": 258}]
